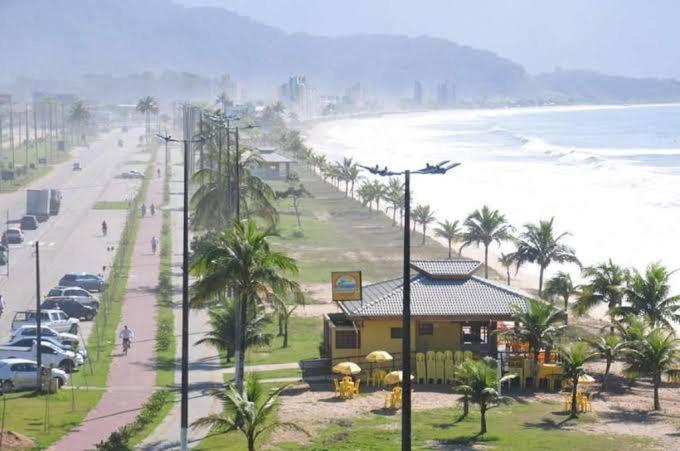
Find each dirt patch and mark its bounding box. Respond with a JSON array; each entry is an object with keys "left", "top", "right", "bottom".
[
  {"left": 302, "top": 283, "right": 332, "bottom": 303},
  {"left": 0, "top": 431, "right": 35, "bottom": 449}
]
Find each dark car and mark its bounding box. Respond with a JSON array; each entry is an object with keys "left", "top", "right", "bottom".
[
  {"left": 58, "top": 273, "right": 105, "bottom": 292},
  {"left": 40, "top": 298, "right": 96, "bottom": 321},
  {"left": 20, "top": 215, "right": 38, "bottom": 230},
  {"left": 2, "top": 228, "right": 24, "bottom": 244}
]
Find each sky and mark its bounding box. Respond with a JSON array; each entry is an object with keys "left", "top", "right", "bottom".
[{"left": 177, "top": 0, "right": 680, "bottom": 79}]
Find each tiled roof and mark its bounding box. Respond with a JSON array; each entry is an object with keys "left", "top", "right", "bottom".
[
  {"left": 340, "top": 273, "right": 529, "bottom": 319},
  {"left": 410, "top": 260, "right": 481, "bottom": 278}
]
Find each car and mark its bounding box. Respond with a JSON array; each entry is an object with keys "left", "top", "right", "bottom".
[
  {"left": 127, "top": 170, "right": 144, "bottom": 179},
  {"left": 6, "top": 336, "right": 86, "bottom": 362},
  {"left": 46, "top": 286, "right": 100, "bottom": 309},
  {"left": 2, "top": 228, "right": 24, "bottom": 244},
  {"left": 20, "top": 215, "right": 39, "bottom": 230},
  {"left": 11, "top": 325, "right": 86, "bottom": 359},
  {"left": 11, "top": 310, "right": 80, "bottom": 334},
  {"left": 40, "top": 298, "right": 96, "bottom": 321},
  {"left": 72, "top": 162, "right": 81, "bottom": 171},
  {"left": 0, "top": 358, "right": 69, "bottom": 392},
  {"left": 0, "top": 341, "right": 80, "bottom": 373},
  {"left": 58, "top": 272, "right": 105, "bottom": 292}
]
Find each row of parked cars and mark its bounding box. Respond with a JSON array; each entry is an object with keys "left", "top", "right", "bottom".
[{"left": 0, "top": 272, "right": 105, "bottom": 392}]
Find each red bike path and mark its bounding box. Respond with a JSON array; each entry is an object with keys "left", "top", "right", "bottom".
[{"left": 51, "top": 166, "right": 163, "bottom": 451}]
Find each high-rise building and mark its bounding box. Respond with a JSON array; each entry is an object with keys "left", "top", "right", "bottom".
[
  {"left": 436, "top": 80, "right": 456, "bottom": 107},
  {"left": 413, "top": 81, "right": 423, "bottom": 105}
]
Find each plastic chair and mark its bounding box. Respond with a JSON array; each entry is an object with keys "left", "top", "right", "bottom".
[
  {"left": 426, "top": 351, "right": 436, "bottom": 384},
  {"left": 435, "top": 352, "right": 445, "bottom": 384},
  {"left": 445, "top": 358, "right": 455, "bottom": 384},
  {"left": 463, "top": 351, "right": 473, "bottom": 362},
  {"left": 373, "top": 369, "right": 386, "bottom": 388},
  {"left": 416, "top": 353, "right": 426, "bottom": 384},
  {"left": 444, "top": 350, "right": 453, "bottom": 362},
  {"left": 454, "top": 350, "right": 463, "bottom": 365},
  {"left": 353, "top": 379, "right": 361, "bottom": 397}
]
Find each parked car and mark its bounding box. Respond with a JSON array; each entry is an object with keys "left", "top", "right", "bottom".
[
  {"left": 72, "top": 162, "right": 81, "bottom": 171},
  {"left": 6, "top": 336, "right": 86, "bottom": 362},
  {"left": 127, "top": 170, "right": 144, "bottom": 179},
  {"left": 10, "top": 325, "right": 85, "bottom": 359},
  {"left": 46, "top": 286, "right": 100, "bottom": 309},
  {"left": 2, "top": 228, "right": 24, "bottom": 244},
  {"left": 58, "top": 273, "right": 105, "bottom": 292},
  {"left": 11, "top": 310, "right": 80, "bottom": 334},
  {"left": 40, "top": 298, "right": 96, "bottom": 321},
  {"left": 20, "top": 215, "right": 39, "bottom": 230},
  {"left": 0, "top": 341, "right": 80, "bottom": 373},
  {"left": 0, "top": 358, "right": 69, "bottom": 392}
]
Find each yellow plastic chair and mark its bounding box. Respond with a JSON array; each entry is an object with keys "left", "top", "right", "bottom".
[
  {"left": 435, "top": 352, "right": 445, "bottom": 384},
  {"left": 415, "top": 353, "right": 426, "bottom": 384},
  {"left": 426, "top": 351, "right": 436, "bottom": 384},
  {"left": 444, "top": 350, "right": 453, "bottom": 362},
  {"left": 373, "top": 369, "right": 386, "bottom": 388},
  {"left": 445, "top": 358, "right": 455, "bottom": 384},
  {"left": 353, "top": 379, "right": 361, "bottom": 397},
  {"left": 454, "top": 350, "right": 463, "bottom": 365},
  {"left": 463, "top": 350, "right": 473, "bottom": 362}
]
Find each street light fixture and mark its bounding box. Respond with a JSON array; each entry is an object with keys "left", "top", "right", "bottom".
[{"left": 359, "top": 160, "right": 460, "bottom": 451}]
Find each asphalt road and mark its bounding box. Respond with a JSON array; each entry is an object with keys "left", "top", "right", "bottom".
[{"left": 0, "top": 126, "right": 149, "bottom": 342}]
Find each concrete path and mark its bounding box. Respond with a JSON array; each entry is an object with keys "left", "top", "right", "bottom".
[{"left": 50, "top": 148, "right": 163, "bottom": 451}]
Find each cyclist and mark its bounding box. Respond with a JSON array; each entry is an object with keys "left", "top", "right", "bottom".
[
  {"left": 101, "top": 220, "right": 108, "bottom": 236},
  {"left": 150, "top": 203, "right": 155, "bottom": 216},
  {"left": 119, "top": 325, "right": 134, "bottom": 355},
  {"left": 157, "top": 168, "right": 161, "bottom": 178},
  {"left": 141, "top": 203, "right": 146, "bottom": 217},
  {"left": 151, "top": 236, "right": 158, "bottom": 254}
]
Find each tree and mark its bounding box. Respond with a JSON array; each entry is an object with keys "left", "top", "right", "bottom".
[
  {"left": 275, "top": 181, "right": 312, "bottom": 231},
  {"left": 136, "top": 96, "right": 158, "bottom": 141},
  {"left": 498, "top": 252, "right": 521, "bottom": 286},
  {"left": 385, "top": 177, "right": 404, "bottom": 227},
  {"left": 268, "top": 292, "right": 306, "bottom": 348},
  {"left": 502, "top": 298, "right": 566, "bottom": 363},
  {"left": 336, "top": 157, "right": 359, "bottom": 197},
  {"left": 573, "top": 260, "right": 628, "bottom": 331},
  {"left": 435, "top": 220, "right": 461, "bottom": 259},
  {"left": 356, "top": 181, "right": 376, "bottom": 210},
  {"left": 191, "top": 374, "right": 308, "bottom": 451},
  {"left": 67, "top": 99, "right": 91, "bottom": 144},
  {"left": 559, "top": 342, "right": 598, "bottom": 418},
  {"left": 619, "top": 263, "right": 680, "bottom": 328},
  {"left": 512, "top": 217, "right": 580, "bottom": 296},
  {"left": 587, "top": 334, "right": 627, "bottom": 392},
  {"left": 195, "top": 298, "right": 273, "bottom": 362},
  {"left": 413, "top": 204, "right": 436, "bottom": 245},
  {"left": 460, "top": 206, "right": 513, "bottom": 278},
  {"left": 625, "top": 328, "right": 679, "bottom": 410},
  {"left": 190, "top": 220, "right": 302, "bottom": 391},
  {"left": 544, "top": 271, "right": 577, "bottom": 321},
  {"left": 453, "top": 360, "right": 514, "bottom": 434},
  {"left": 371, "top": 180, "right": 387, "bottom": 211}
]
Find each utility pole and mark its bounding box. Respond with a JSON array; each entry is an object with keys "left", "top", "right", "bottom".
[
  {"left": 401, "top": 170, "right": 411, "bottom": 451},
  {"left": 33, "top": 107, "right": 38, "bottom": 165},
  {"left": 9, "top": 102, "right": 15, "bottom": 171},
  {"left": 35, "top": 241, "right": 42, "bottom": 390},
  {"left": 25, "top": 106, "right": 29, "bottom": 169},
  {"left": 180, "top": 138, "right": 189, "bottom": 451}
]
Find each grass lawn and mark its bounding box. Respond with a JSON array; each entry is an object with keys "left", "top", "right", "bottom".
[
  {"left": 0, "top": 142, "right": 72, "bottom": 192},
  {"left": 93, "top": 200, "right": 130, "bottom": 210},
  {"left": 276, "top": 399, "right": 654, "bottom": 450}
]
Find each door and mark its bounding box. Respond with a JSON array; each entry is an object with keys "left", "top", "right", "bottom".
[{"left": 11, "top": 363, "right": 33, "bottom": 388}]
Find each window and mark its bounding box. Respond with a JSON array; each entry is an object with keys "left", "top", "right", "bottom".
[
  {"left": 462, "top": 326, "right": 472, "bottom": 344},
  {"left": 462, "top": 324, "right": 488, "bottom": 345},
  {"left": 390, "top": 328, "right": 403, "bottom": 339},
  {"left": 418, "top": 323, "right": 434, "bottom": 336},
  {"left": 48, "top": 289, "right": 61, "bottom": 297},
  {"left": 479, "top": 325, "right": 488, "bottom": 344},
  {"left": 335, "top": 331, "right": 359, "bottom": 349}
]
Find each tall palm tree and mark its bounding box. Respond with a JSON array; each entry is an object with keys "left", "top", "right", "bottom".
[
  {"left": 191, "top": 374, "right": 307, "bottom": 451},
  {"left": 413, "top": 204, "right": 436, "bottom": 245},
  {"left": 498, "top": 252, "right": 521, "bottom": 286},
  {"left": 559, "top": 342, "right": 598, "bottom": 419},
  {"left": 572, "top": 260, "right": 628, "bottom": 330},
  {"left": 268, "top": 292, "right": 306, "bottom": 348},
  {"left": 619, "top": 263, "right": 680, "bottom": 328},
  {"left": 136, "top": 96, "right": 158, "bottom": 141},
  {"left": 385, "top": 177, "right": 404, "bottom": 227},
  {"left": 453, "top": 360, "right": 514, "bottom": 434},
  {"left": 502, "top": 298, "right": 566, "bottom": 363},
  {"left": 190, "top": 220, "right": 302, "bottom": 391},
  {"left": 371, "top": 180, "right": 387, "bottom": 211},
  {"left": 356, "top": 181, "right": 376, "bottom": 210},
  {"left": 625, "top": 328, "right": 679, "bottom": 410},
  {"left": 460, "top": 205, "right": 513, "bottom": 278},
  {"left": 512, "top": 217, "right": 580, "bottom": 296},
  {"left": 544, "top": 271, "right": 577, "bottom": 320},
  {"left": 435, "top": 219, "right": 461, "bottom": 259},
  {"left": 67, "top": 99, "right": 91, "bottom": 144},
  {"left": 587, "top": 334, "right": 627, "bottom": 392}
]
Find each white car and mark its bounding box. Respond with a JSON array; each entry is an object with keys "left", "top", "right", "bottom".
[
  {"left": 10, "top": 325, "right": 85, "bottom": 360},
  {"left": 0, "top": 341, "right": 80, "bottom": 373},
  {"left": 11, "top": 309, "right": 80, "bottom": 334},
  {"left": 6, "top": 337, "right": 86, "bottom": 363},
  {"left": 0, "top": 358, "right": 68, "bottom": 392},
  {"left": 46, "top": 286, "right": 100, "bottom": 309}
]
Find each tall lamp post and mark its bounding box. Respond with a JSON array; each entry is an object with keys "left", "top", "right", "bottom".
[{"left": 360, "top": 160, "right": 460, "bottom": 451}]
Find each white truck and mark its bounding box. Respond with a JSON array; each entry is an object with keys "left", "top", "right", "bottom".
[
  {"left": 0, "top": 341, "right": 80, "bottom": 372},
  {"left": 11, "top": 310, "right": 79, "bottom": 334},
  {"left": 26, "top": 189, "right": 51, "bottom": 222}
]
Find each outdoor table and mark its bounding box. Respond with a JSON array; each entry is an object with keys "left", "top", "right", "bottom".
[
  {"left": 667, "top": 368, "right": 680, "bottom": 383},
  {"left": 536, "top": 363, "right": 562, "bottom": 390}
]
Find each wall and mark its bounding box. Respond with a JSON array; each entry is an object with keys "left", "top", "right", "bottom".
[{"left": 415, "top": 321, "right": 461, "bottom": 352}]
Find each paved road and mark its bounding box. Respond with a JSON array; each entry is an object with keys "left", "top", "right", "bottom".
[{"left": 0, "top": 127, "right": 147, "bottom": 343}]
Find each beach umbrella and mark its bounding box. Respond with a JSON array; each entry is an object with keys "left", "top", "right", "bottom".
[
  {"left": 578, "top": 374, "right": 595, "bottom": 385},
  {"left": 383, "top": 371, "right": 414, "bottom": 385},
  {"left": 366, "top": 350, "right": 393, "bottom": 363},
  {"left": 333, "top": 362, "right": 361, "bottom": 375}
]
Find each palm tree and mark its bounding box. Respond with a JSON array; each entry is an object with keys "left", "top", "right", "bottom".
[
  {"left": 371, "top": 180, "right": 387, "bottom": 211},
  {"left": 460, "top": 206, "right": 513, "bottom": 278},
  {"left": 67, "top": 99, "right": 91, "bottom": 144},
  {"left": 356, "top": 182, "right": 376, "bottom": 210},
  {"left": 587, "top": 334, "right": 627, "bottom": 392},
  {"left": 136, "top": 96, "right": 159, "bottom": 141},
  {"left": 453, "top": 359, "right": 514, "bottom": 434},
  {"left": 195, "top": 298, "right": 273, "bottom": 362},
  {"left": 435, "top": 220, "right": 461, "bottom": 259},
  {"left": 346, "top": 164, "right": 361, "bottom": 198},
  {"left": 619, "top": 263, "right": 680, "bottom": 328},
  {"left": 512, "top": 217, "right": 580, "bottom": 296},
  {"left": 625, "top": 328, "right": 679, "bottom": 410},
  {"left": 498, "top": 252, "right": 521, "bottom": 286},
  {"left": 336, "top": 157, "right": 358, "bottom": 197},
  {"left": 191, "top": 374, "right": 307, "bottom": 451},
  {"left": 572, "top": 260, "right": 628, "bottom": 331},
  {"left": 502, "top": 298, "right": 566, "bottom": 363},
  {"left": 190, "top": 220, "right": 302, "bottom": 391},
  {"left": 544, "top": 271, "right": 577, "bottom": 321},
  {"left": 559, "top": 342, "right": 598, "bottom": 418},
  {"left": 268, "top": 292, "right": 305, "bottom": 348},
  {"left": 413, "top": 204, "right": 436, "bottom": 245},
  {"left": 385, "top": 177, "right": 404, "bottom": 227}
]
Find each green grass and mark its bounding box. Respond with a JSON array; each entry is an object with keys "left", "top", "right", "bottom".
[
  {"left": 0, "top": 141, "right": 72, "bottom": 192},
  {"left": 276, "top": 400, "right": 654, "bottom": 450},
  {"left": 93, "top": 200, "right": 130, "bottom": 210},
  {"left": 225, "top": 368, "right": 303, "bottom": 383}
]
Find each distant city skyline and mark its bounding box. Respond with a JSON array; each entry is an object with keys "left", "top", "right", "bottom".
[{"left": 177, "top": 0, "right": 680, "bottom": 80}]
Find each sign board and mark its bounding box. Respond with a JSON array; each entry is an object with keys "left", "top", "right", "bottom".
[{"left": 331, "top": 271, "right": 362, "bottom": 302}]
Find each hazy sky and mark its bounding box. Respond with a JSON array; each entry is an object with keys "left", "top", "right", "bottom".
[{"left": 177, "top": 0, "right": 680, "bottom": 79}]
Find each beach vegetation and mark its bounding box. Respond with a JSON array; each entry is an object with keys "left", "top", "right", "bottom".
[
  {"left": 435, "top": 219, "right": 462, "bottom": 259},
  {"left": 558, "top": 342, "right": 598, "bottom": 418},
  {"left": 460, "top": 205, "right": 513, "bottom": 278}
]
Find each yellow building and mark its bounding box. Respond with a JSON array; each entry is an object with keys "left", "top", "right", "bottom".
[{"left": 322, "top": 259, "right": 529, "bottom": 365}]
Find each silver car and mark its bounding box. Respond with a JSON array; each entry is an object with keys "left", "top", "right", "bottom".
[
  {"left": 0, "top": 358, "right": 69, "bottom": 392},
  {"left": 46, "top": 286, "right": 100, "bottom": 309}
]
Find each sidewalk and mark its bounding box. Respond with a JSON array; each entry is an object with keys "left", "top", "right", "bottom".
[{"left": 50, "top": 157, "right": 164, "bottom": 450}]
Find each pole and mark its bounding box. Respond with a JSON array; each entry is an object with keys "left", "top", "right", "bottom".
[
  {"left": 25, "top": 106, "right": 29, "bottom": 169},
  {"left": 180, "top": 139, "right": 190, "bottom": 451},
  {"left": 225, "top": 121, "right": 231, "bottom": 220},
  {"left": 233, "top": 126, "right": 245, "bottom": 393},
  {"left": 9, "top": 102, "right": 15, "bottom": 171},
  {"left": 36, "top": 241, "right": 42, "bottom": 390},
  {"left": 401, "top": 170, "right": 411, "bottom": 451},
  {"left": 33, "top": 107, "right": 38, "bottom": 164},
  {"left": 235, "top": 127, "right": 240, "bottom": 220}
]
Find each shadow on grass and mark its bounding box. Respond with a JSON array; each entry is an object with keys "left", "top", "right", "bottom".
[
  {"left": 370, "top": 408, "right": 399, "bottom": 416},
  {"left": 433, "top": 432, "right": 499, "bottom": 449},
  {"left": 523, "top": 415, "right": 574, "bottom": 430},
  {"left": 598, "top": 406, "right": 667, "bottom": 425}
]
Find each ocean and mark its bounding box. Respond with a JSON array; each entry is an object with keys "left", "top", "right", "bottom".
[{"left": 306, "top": 103, "right": 680, "bottom": 290}]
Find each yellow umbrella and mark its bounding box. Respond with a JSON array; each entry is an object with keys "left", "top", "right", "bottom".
[
  {"left": 578, "top": 374, "right": 596, "bottom": 384},
  {"left": 383, "top": 371, "right": 414, "bottom": 385},
  {"left": 333, "top": 362, "right": 361, "bottom": 375},
  {"left": 366, "top": 351, "right": 393, "bottom": 363}
]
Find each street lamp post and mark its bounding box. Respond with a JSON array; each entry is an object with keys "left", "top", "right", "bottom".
[{"left": 360, "top": 160, "right": 460, "bottom": 451}]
